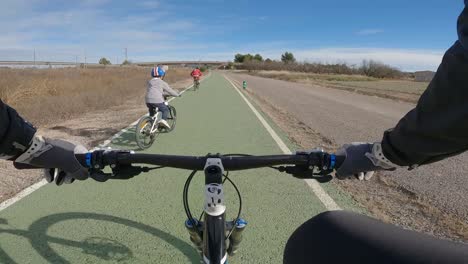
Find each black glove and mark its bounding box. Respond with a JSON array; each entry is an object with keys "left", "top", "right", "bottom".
[
  {"left": 335, "top": 142, "right": 397, "bottom": 180},
  {"left": 14, "top": 136, "right": 89, "bottom": 185}
]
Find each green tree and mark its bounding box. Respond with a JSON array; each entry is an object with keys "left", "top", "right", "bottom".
[
  {"left": 253, "top": 54, "right": 263, "bottom": 61},
  {"left": 234, "top": 53, "right": 245, "bottom": 63},
  {"left": 243, "top": 53, "right": 254, "bottom": 62},
  {"left": 281, "top": 52, "right": 296, "bottom": 64},
  {"left": 265, "top": 58, "right": 273, "bottom": 63},
  {"left": 99, "top": 57, "right": 111, "bottom": 65},
  {"left": 121, "top": 60, "right": 131, "bottom": 65}
]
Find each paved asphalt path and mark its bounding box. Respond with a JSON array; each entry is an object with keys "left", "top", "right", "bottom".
[
  {"left": 0, "top": 73, "right": 355, "bottom": 263},
  {"left": 227, "top": 73, "right": 468, "bottom": 218}
]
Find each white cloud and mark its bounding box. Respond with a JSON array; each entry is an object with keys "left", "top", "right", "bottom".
[
  {"left": 163, "top": 20, "right": 194, "bottom": 31},
  {"left": 0, "top": 0, "right": 204, "bottom": 62},
  {"left": 356, "top": 29, "right": 384, "bottom": 36},
  {"left": 80, "top": 0, "right": 111, "bottom": 7},
  {"left": 140, "top": 1, "right": 160, "bottom": 9}
]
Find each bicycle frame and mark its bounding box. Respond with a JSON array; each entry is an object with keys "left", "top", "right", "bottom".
[
  {"left": 148, "top": 114, "right": 160, "bottom": 134},
  {"left": 141, "top": 101, "right": 170, "bottom": 135},
  {"left": 185, "top": 158, "right": 244, "bottom": 263},
  {"left": 202, "top": 158, "right": 228, "bottom": 263}
]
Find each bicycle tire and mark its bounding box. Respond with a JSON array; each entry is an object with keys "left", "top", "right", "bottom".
[
  {"left": 135, "top": 116, "right": 157, "bottom": 149},
  {"left": 165, "top": 105, "right": 177, "bottom": 132}
]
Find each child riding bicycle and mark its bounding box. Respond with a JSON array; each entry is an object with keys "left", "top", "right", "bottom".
[
  {"left": 145, "top": 66, "right": 180, "bottom": 129},
  {"left": 190, "top": 67, "right": 203, "bottom": 83}
]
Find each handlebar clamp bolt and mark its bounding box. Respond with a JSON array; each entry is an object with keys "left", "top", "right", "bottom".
[
  {"left": 110, "top": 164, "right": 116, "bottom": 169},
  {"left": 94, "top": 164, "right": 100, "bottom": 169}
]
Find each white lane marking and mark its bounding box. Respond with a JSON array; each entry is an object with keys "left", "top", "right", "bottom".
[
  {"left": 224, "top": 75, "right": 341, "bottom": 211},
  {"left": 0, "top": 74, "right": 212, "bottom": 212},
  {"left": 0, "top": 180, "right": 48, "bottom": 212}
]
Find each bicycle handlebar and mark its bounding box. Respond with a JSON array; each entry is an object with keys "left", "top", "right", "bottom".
[
  {"left": 79, "top": 150, "right": 339, "bottom": 170},
  {"left": 75, "top": 149, "right": 342, "bottom": 180},
  {"left": 15, "top": 149, "right": 344, "bottom": 182}
]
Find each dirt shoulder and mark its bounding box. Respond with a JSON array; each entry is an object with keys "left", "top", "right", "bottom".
[
  {"left": 0, "top": 77, "right": 193, "bottom": 204},
  {"left": 241, "top": 86, "right": 468, "bottom": 243}
]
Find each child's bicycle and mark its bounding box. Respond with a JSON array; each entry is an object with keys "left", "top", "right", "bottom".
[
  {"left": 135, "top": 99, "right": 177, "bottom": 149},
  {"left": 193, "top": 78, "right": 201, "bottom": 90}
]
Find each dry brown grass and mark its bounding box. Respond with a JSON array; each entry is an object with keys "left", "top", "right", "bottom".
[
  {"left": 0, "top": 67, "right": 191, "bottom": 126},
  {"left": 245, "top": 70, "right": 429, "bottom": 103},
  {"left": 251, "top": 70, "right": 377, "bottom": 82},
  {"left": 0, "top": 66, "right": 193, "bottom": 203}
]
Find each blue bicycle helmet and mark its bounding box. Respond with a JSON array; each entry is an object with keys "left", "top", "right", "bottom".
[{"left": 151, "top": 66, "right": 166, "bottom": 78}]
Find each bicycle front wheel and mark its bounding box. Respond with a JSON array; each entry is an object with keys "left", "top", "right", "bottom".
[{"left": 135, "top": 116, "right": 157, "bottom": 149}]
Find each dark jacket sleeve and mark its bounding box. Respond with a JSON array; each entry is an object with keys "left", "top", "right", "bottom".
[
  {"left": 381, "top": 2, "right": 468, "bottom": 166},
  {"left": 0, "top": 99, "right": 36, "bottom": 160}
]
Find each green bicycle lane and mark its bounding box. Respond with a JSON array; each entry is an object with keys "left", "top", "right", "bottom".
[{"left": 0, "top": 72, "right": 357, "bottom": 263}]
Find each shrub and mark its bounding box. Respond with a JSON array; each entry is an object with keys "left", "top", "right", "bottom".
[
  {"left": 359, "top": 60, "right": 403, "bottom": 79},
  {"left": 239, "top": 58, "right": 403, "bottom": 79},
  {"left": 281, "top": 52, "right": 296, "bottom": 64},
  {"left": 99, "top": 57, "right": 111, "bottom": 65}
]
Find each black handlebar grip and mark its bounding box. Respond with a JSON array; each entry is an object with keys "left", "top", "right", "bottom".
[
  {"left": 75, "top": 154, "right": 88, "bottom": 168},
  {"left": 334, "top": 154, "right": 345, "bottom": 169}
]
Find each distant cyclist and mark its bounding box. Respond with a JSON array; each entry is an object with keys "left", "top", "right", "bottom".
[
  {"left": 146, "top": 66, "right": 180, "bottom": 129},
  {"left": 190, "top": 67, "right": 203, "bottom": 84}
]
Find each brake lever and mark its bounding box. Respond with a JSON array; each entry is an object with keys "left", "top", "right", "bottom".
[
  {"left": 89, "top": 171, "right": 112, "bottom": 182},
  {"left": 111, "top": 165, "right": 148, "bottom": 180},
  {"left": 89, "top": 165, "right": 149, "bottom": 182},
  {"left": 277, "top": 165, "right": 333, "bottom": 183}
]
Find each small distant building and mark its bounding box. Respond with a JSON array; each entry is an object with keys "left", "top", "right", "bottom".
[{"left": 414, "top": 71, "right": 435, "bottom": 82}]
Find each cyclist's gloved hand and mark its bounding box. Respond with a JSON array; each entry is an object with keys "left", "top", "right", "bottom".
[
  {"left": 14, "top": 136, "right": 89, "bottom": 185},
  {"left": 335, "top": 142, "right": 398, "bottom": 180}
]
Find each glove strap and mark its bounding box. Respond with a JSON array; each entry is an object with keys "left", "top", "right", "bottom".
[
  {"left": 15, "top": 136, "right": 52, "bottom": 163},
  {"left": 365, "top": 143, "right": 399, "bottom": 169}
]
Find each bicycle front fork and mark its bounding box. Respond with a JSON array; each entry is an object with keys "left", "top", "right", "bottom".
[{"left": 184, "top": 218, "right": 248, "bottom": 256}]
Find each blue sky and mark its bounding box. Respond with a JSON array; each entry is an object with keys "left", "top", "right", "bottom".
[{"left": 0, "top": 0, "right": 464, "bottom": 71}]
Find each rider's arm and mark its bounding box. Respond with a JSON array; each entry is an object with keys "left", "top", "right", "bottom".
[
  {"left": 0, "top": 99, "right": 88, "bottom": 184},
  {"left": 381, "top": 2, "right": 468, "bottom": 167},
  {"left": 162, "top": 82, "right": 180, "bottom": 97},
  {"left": 0, "top": 99, "right": 37, "bottom": 160}
]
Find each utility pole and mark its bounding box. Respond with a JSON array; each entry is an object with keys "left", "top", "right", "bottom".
[
  {"left": 84, "top": 50, "right": 87, "bottom": 69},
  {"left": 125, "top": 48, "right": 128, "bottom": 62}
]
